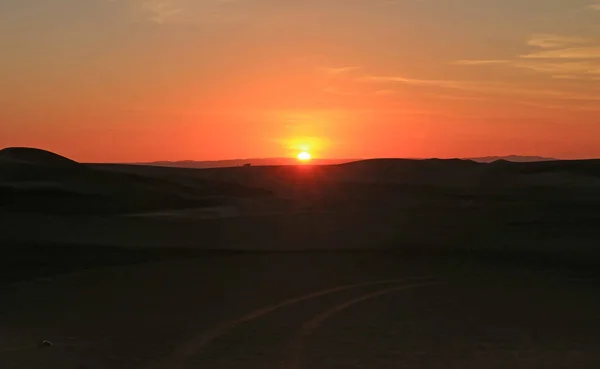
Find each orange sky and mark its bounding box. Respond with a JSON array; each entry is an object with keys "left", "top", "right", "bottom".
[{"left": 2, "top": 0, "right": 600, "bottom": 162}]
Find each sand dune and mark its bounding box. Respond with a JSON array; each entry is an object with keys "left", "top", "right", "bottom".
[
  {"left": 2, "top": 148, "right": 600, "bottom": 260},
  {"left": 0, "top": 148, "right": 270, "bottom": 214},
  {"left": 0, "top": 147, "right": 79, "bottom": 168}
]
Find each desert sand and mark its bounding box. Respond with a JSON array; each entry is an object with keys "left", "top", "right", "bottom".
[{"left": 2, "top": 147, "right": 600, "bottom": 368}]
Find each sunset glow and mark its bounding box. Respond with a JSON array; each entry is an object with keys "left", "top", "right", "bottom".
[
  {"left": 2, "top": 1, "right": 600, "bottom": 162},
  {"left": 297, "top": 151, "right": 312, "bottom": 162}
]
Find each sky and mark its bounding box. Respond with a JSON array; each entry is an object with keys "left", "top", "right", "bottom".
[{"left": 1, "top": 0, "right": 600, "bottom": 162}]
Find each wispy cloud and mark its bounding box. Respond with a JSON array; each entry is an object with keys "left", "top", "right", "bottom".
[
  {"left": 527, "top": 34, "right": 592, "bottom": 49},
  {"left": 107, "top": 0, "right": 182, "bottom": 23},
  {"left": 456, "top": 58, "right": 600, "bottom": 80},
  {"left": 453, "top": 60, "right": 509, "bottom": 66},
  {"left": 510, "top": 61, "right": 600, "bottom": 75},
  {"left": 427, "top": 92, "right": 600, "bottom": 112},
  {"left": 321, "top": 66, "right": 361, "bottom": 75},
  {"left": 373, "top": 89, "right": 396, "bottom": 96},
  {"left": 589, "top": 3, "right": 600, "bottom": 10},
  {"left": 361, "top": 75, "right": 463, "bottom": 87},
  {"left": 109, "top": 0, "right": 242, "bottom": 24},
  {"left": 521, "top": 47, "right": 600, "bottom": 59},
  {"left": 361, "top": 73, "right": 600, "bottom": 101},
  {"left": 360, "top": 74, "right": 494, "bottom": 92},
  {"left": 455, "top": 32, "right": 600, "bottom": 80},
  {"left": 552, "top": 75, "right": 585, "bottom": 80},
  {"left": 140, "top": 0, "right": 181, "bottom": 24}
]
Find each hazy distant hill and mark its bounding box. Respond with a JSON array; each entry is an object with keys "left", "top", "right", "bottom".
[
  {"left": 136, "top": 158, "right": 355, "bottom": 168},
  {"left": 468, "top": 155, "right": 556, "bottom": 163},
  {"left": 134, "top": 156, "right": 557, "bottom": 169}
]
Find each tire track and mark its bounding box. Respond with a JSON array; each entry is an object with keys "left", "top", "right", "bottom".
[
  {"left": 147, "top": 275, "right": 437, "bottom": 369},
  {"left": 283, "top": 280, "right": 439, "bottom": 369}
]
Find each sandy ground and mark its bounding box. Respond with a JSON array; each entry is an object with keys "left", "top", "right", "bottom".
[
  {"left": 3, "top": 153, "right": 600, "bottom": 368},
  {"left": 1, "top": 253, "right": 600, "bottom": 369}
]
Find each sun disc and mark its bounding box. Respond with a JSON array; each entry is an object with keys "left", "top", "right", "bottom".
[{"left": 297, "top": 151, "right": 311, "bottom": 161}]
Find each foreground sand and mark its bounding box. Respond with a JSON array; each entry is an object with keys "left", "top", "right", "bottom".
[
  {"left": 3, "top": 149, "right": 600, "bottom": 368},
  {"left": 2, "top": 253, "right": 600, "bottom": 369}
]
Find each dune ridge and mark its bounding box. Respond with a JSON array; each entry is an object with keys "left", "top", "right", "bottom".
[{"left": 2, "top": 147, "right": 600, "bottom": 262}]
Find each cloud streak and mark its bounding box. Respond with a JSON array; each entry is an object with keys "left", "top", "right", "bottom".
[
  {"left": 140, "top": 0, "right": 181, "bottom": 24},
  {"left": 456, "top": 32, "right": 600, "bottom": 80},
  {"left": 520, "top": 47, "right": 600, "bottom": 59},
  {"left": 510, "top": 61, "right": 600, "bottom": 75},
  {"left": 321, "top": 66, "right": 361, "bottom": 75},
  {"left": 456, "top": 57, "right": 600, "bottom": 80},
  {"left": 107, "top": 0, "right": 182, "bottom": 23},
  {"left": 453, "top": 60, "right": 509, "bottom": 66},
  {"left": 109, "top": 0, "right": 242, "bottom": 24},
  {"left": 361, "top": 73, "right": 600, "bottom": 101},
  {"left": 527, "top": 34, "right": 592, "bottom": 49}
]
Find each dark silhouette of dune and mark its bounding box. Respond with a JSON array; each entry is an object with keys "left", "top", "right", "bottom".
[
  {"left": 105, "top": 156, "right": 600, "bottom": 196},
  {"left": 489, "top": 159, "right": 600, "bottom": 176},
  {"left": 2, "top": 147, "right": 600, "bottom": 266},
  {"left": 331, "top": 158, "right": 480, "bottom": 185},
  {"left": 469, "top": 155, "right": 556, "bottom": 163},
  {"left": 0, "top": 147, "right": 270, "bottom": 214},
  {"left": 0, "top": 147, "right": 87, "bottom": 183},
  {"left": 0, "top": 147, "right": 80, "bottom": 167}
]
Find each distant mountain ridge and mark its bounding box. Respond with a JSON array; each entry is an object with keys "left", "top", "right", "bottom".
[
  {"left": 468, "top": 155, "right": 556, "bottom": 163},
  {"left": 135, "top": 158, "right": 356, "bottom": 168},
  {"left": 134, "top": 155, "right": 557, "bottom": 169}
]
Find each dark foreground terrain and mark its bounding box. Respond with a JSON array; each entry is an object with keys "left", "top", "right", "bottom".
[
  {"left": 2, "top": 250, "right": 600, "bottom": 369},
  {"left": 2, "top": 147, "right": 600, "bottom": 368}
]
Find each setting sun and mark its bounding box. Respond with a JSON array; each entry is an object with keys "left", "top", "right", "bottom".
[{"left": 297, "top": 151, "right": 312, "bottom": 161}]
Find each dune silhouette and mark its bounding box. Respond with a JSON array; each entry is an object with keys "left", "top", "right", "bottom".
[
  {"left": 0, "top": 148, "right": 270, "bottom": 214},
  {"left": 2, "top": 147, "right": 600, "bottom": 254},
  {"left": 332, "top": 158, "right": 480, "bottom": 185},
  {"left": 469, "top": 155, "right": 556, "bottom": 163},
  {"left": 0, "top": 147, "right": 86, "bottom": 183},
  {"left": 0, "top": 147, "right": 80, "bottom": 167}
]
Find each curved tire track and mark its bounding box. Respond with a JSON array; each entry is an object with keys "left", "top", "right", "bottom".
[
  {"left": 147, "top": 275, "right": 438, "bottom": 369},
  {"left": 284, "top": 280, "right": 439, "bottom": 369}
]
